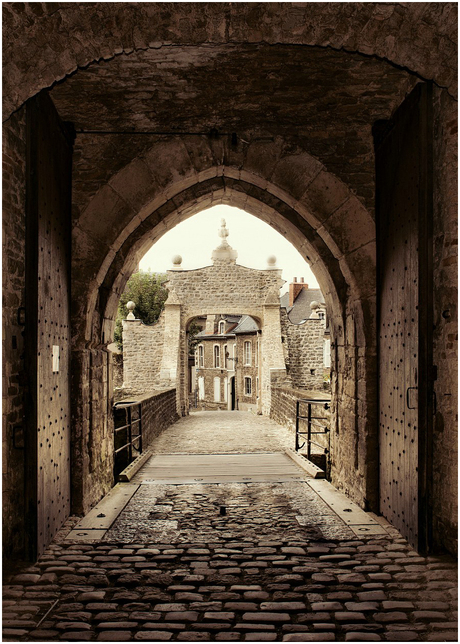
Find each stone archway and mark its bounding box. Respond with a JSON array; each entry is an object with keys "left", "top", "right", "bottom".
[
  {"left": 3, "top": 3, "right": 456, "bottom": 558},
  {"left": 3, "top": 2, "right": 456, "bottom": 118},
  {"left": 69, "top": 135, "right": 378, "bottom": 519}
]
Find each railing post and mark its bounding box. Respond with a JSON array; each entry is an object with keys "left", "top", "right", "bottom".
[
  {"left": 295, "top": 400, "right": 300, "bottom": 452},
  {"left": 127, "top": 405, "right": 132, "bottom": 464},
  {"left": 138, "top": 403, "right": 142, "bottom": 454},
  {"left": 307, "top": 402, "right": 312, "bottom": 460}
]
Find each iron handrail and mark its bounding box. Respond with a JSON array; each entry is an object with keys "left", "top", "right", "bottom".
[
  {"left": 295, "top": 398, "right": 331, "bottom": 477},
  {"left": 113, "top": 400, "right": 143, "bottom": 478}
]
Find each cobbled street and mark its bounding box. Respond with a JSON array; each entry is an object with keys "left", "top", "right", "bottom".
[{"left": 3, "top": 412, "right": 457, "bottom": 642}]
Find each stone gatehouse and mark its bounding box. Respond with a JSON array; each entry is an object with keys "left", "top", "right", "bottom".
[
  {"left": 122, "top": 220, "right": 328, "bottom": 414},
  {"left": 3, "top": 3, "right": 456, "bottom": 559}
]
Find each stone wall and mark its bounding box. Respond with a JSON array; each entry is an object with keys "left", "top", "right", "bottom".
[
  {"left": 432, "top": 87, "right": 458, "bottom": 554},
  {"left": 136, "top": 388, "right": 179, "bottom": 448},
  {"left": 281, "top": 310, "right": 326, "bottom": 390},
  {"left": 112, "top": 353, "right": 124, "bottom": 391},
  {"left": 2, "top": 107, "right": 27, "bottom": 557},
  {"left": 122, "top": 314, "right": 166, "bottom": 394},
  {"left": 168, "top": 261, "right": 282, "bottom": 318}
]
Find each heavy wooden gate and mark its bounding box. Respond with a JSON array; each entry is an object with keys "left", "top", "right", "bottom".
[
  {"left": 25, "top": 92, "right": 74, "bottom": 559},
  {"left": 375, "top": 83, "right": 433, "bottom": 553}
]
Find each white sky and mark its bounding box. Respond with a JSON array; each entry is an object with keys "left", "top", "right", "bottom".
[{"left": 139, "top": 205, "right": 319, "bottom": 294}]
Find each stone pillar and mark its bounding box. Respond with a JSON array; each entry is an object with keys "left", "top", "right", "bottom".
[
  {"left": 158, "top": 289, "right": 182, "bottom": 411},
  {"left": 261, "top": 289, "right": 287, "bottom": 415}
]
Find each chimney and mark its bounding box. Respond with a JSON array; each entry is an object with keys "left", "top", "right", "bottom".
[
  {"left": 205, "top": 314, "right": 215, "bottom": 334},
  {"left": 289, "top": 277, "right": 308, "bottom": 307}
]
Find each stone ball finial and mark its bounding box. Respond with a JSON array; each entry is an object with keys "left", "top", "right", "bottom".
[
  {"left": 126, "top": 301, "right": 136, "bottom": 320},
  {"left": 172, "top": 254, "right": 182, "bottom": 267},
  {"left": 267, "top": 255, "right": 277, "bottom": 268},
  {"left": 309, "top": 300, "right": 320, "bottom": 319}
]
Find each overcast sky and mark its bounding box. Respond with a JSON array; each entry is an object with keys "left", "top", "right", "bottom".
[{"left": 139, "top": 205, "right": 320, "bottom": 294}]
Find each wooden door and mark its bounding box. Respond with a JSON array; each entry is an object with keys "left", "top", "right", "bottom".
[
  {"left": 25, "top": 92, "right": 74, "bottom": 559},
  {"left": 375, "top": 83, "right": 433, "bottom": 553}
]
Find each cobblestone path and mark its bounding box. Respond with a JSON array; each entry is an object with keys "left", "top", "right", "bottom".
[
  {"left": 3, "top": 412, "right": 458, "bottom": 642},
  {"left": 147, "top": 411, "right": 298, "bottom": 454}
]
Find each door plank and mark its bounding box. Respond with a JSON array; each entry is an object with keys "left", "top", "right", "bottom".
[{"left": 375, "top": 83, "right": 433, "bottom": 552}]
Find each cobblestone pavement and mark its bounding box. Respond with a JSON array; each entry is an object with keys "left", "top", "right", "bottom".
[
  {"left": 3, "top": 412, "right": 458, "bottom": 642},
  {"left": 148, "top": 411, "right": 299, "bottom": 454}
]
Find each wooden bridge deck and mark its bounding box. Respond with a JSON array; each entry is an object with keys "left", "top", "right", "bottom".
[{"left": 130, "top": 451, "right": 307, "bottom": 484}]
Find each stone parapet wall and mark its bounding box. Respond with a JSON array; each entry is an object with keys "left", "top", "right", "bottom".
[
  {"left": 116, "top": 388, "right": 179, "bottom": 450},
  {"left": 139, "top": 388, "right": 179, "bottom": 448},
  {"left": 270, "top": 384, "right": 330, "bottom": 454}
]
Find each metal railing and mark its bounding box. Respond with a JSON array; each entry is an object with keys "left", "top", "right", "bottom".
[
  {"left": 295, "top": 398, "right": 331, "bottom": 478},
  {"left": 113, "top": 401, "right": 142, "bottom": 479}
]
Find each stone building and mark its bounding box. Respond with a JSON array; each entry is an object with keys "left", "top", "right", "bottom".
[
  {"left": 281, "top": 279, "right": 330, "bottom": 390},
  {"left": 192, "top": 313, "right": 261, "bottom": 412},
  {"left": 2, "top": 3, "right": 457, "bottom": 559}
]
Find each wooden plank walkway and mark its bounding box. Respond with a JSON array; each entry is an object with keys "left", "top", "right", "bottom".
[{"left": 131, "top": 452, "right": 307, "bottom": 484}]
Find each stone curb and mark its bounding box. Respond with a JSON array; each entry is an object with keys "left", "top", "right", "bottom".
[
  {"left": 284, "top": 449, "right": 325, "bottom": 478},
  {"left": 118, "top": 450, "right": 153, "bottom": 482}
]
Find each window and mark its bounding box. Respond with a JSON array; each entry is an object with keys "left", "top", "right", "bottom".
[
  {"left": 244, "top": 341, "right": 252, "bottom": 366},
  {"left": 224, "top": 344, "right": 228, "bottom": 369},
  {"left": 198, "top": 344, "right": 204, "bottom": 367},
  {"left": 244, "top": 377, "right": 252, "bottom": 396},
  {"left": 214, "top": 345, "right": 220, "bottom": 368},
  {"left": 219, "top": 320, "right": 225, "bottom": 335},
  {"left": 214, "top": 376, "right": 221, "bottom": 402},
  {"left": 198, "top": 376, "right": 205, "bottom": 400}
]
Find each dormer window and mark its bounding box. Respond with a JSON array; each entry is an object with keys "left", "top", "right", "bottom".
[{"left": 219, "top": 320, "right": 225, "bottom": 334}]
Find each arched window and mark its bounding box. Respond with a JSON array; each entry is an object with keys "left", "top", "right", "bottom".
[
  {"left": 244, "top": 341, "right": 252, "bottom": 366},
  {"left": 224, "top": 344, "right": 228, "bottom": 369},
  {"left": 198, "top": 344, "right": 204, "bottom": 367},
  {"left": 214, "top": 345, "right": 220, "bottom": 368},
  {"left": 219, "top": 320, "right": 225, "bottom": 334}
]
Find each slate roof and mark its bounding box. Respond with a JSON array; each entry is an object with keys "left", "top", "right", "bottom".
[
  {"left": 195, "top": 314, "right": 259, "bottom": 338},
  {"left": 232, "top": 315, "right": 259, "bottom": 334},
  {"left": 281, "top": 287, "right": 325, "bottom": 324}
]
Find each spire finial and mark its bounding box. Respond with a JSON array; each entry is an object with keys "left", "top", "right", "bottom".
[
  {"left": 218, "top": 218, "right": 230, "bottom": 244},
  {"left": 211, "top": 217, "right": 238, "bottom": 263}
]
